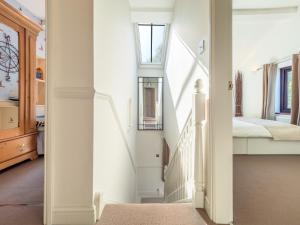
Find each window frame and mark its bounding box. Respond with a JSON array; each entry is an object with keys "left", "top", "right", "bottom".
[
  {"left": 135, "top": 23, "right": 168, "bottom": 67},
  {"left": 280, "top": 66, "right": 292, "bottom": 114},
  {"left": 137, "top": 76, "right": 164, "bottom": 131}
]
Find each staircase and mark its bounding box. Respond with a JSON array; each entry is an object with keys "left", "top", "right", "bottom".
[
  {"left": 97, "top": 203, "right": 207, "bottom": 225},
  {"left": 164, "top": 79, "right": 207, "bottom": 207},
  {"left": 97, "top": 80, "right": 210, "bottom": 225}
]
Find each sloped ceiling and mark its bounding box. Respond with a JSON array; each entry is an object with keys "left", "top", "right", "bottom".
[
  {"left": 13, "top": 0, "right": 300, "bottom": 19},
  {"left": 233, "top": 0, "right": 300, "bottom": 69}
]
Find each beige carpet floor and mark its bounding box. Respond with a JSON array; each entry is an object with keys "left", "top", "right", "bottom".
[
  {"left": 0, "top": 205, "right": 43, "bottom": 225},
  {"left": 234, "top": 155, "right": 300, "bottom": 225},
  {"left": 97, "top": 203, "right": 207, "bottom": 225},
  {"left": 3, "top": 155, "right": 299, "bottom": 225},
  {"left": 0, "top": 158, "right": 44, "bottom": 225}
]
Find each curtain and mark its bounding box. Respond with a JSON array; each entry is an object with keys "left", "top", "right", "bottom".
[
  {"left": 261, "top": 63, "right": 277, "bottom": 120},
  {"left": 291, "top": 54, "right": 300, "bottom": 125},
  {"left": 235, "top": 71, "right": 243, "bottom": 117},
  {"left": 161, "top": 139, "right": 170, "bottom": 182}
]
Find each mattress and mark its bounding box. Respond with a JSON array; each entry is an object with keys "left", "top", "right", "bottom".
[
  {"left": 233, "top": 117, "right": 300, "bottom": 140},
  {"left": 233, "top": 118, "right": 271, "bottom": 138},
  {"left": 233, "top": 117, "right": 300, "bottom": 155}
]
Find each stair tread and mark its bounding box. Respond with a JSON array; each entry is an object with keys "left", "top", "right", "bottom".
[{"left": 97, "top": 203, "right": 207, "bottom": 225}]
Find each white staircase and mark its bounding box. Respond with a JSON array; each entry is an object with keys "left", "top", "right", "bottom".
[{"left": 164, "top": 79, "right": 208, "bottom": 208}]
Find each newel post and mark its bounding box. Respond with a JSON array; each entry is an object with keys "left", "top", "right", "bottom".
[{"left": 192, "top": 79, "right": 207, "bottom": 208}]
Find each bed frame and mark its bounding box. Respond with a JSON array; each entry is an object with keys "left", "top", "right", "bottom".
[{"left": 233, "top": 137, "right": 300, "bottom": 155}]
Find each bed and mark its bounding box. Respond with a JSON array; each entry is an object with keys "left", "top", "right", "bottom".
[{"left": 233, "top": 117, "right": 300, "bottom": 155}]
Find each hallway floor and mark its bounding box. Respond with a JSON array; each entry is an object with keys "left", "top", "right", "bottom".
[
  {"left": 98, "top": 203, "right": 207, "bottom": 225},
  {"left": 0, "top": 157, "right": 44, "bottom": 225}
]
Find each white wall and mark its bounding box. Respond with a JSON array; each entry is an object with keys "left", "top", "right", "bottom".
[
  {"left": 136, "top": 131, "right": 164, "bottom": 200},
  {"left": 233, "top": 8, "right": 300, "bottom": 117},
  {"left": 138, "top": 68, "right": 164, "bottom": 77},
  {"left": 164, "top": 0, "right": 210, "bottom": 154},
  {"left": 136, "top": 68, "right": 164, "bottom": 201},
  {"left": 36, "top": 30, "right": 46, "bottom": 59},
  {"left": 47, "top": 0, "right": 95, "bottom": 224},
  {"left": 242, "top": 69, "right": 263, "bottom": 117},
  {"left": 5, "top": 0, "right": 42, "bottom": 23},
  {"left": 93, "top": 0, "right": 138, "bottom": 205}
]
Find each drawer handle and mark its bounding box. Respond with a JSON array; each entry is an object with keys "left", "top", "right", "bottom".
[{"left": 18, "top": 143, "right": 25, "bottom": 151}]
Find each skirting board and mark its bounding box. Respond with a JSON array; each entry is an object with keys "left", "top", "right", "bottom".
[
  {"left": 204, "top": 196, "right": 211, "bottom": 220},
  {"left": 52, "top": 206, "right": 96, "bottom": 225}
]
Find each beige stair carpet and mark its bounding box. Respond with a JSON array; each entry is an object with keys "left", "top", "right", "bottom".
[{"left": 97, "top": 203, "right": 207, "bottom": 225}]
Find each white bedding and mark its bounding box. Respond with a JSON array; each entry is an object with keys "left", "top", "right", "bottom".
[
  {"left": 233, "top": 118, "right": 272, "bottom": 138},
  {"left": 233, "top": 117, "right": 300, "bottom": 141},
  {"left": 233, "top": 117, "right": 300, "bottom": 154}
]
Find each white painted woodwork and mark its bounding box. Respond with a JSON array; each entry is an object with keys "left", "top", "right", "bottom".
[
  {"left": 164, "top": 79, "right": 207, "bottom": 208},
  {"left": 192, "top": 79, "right": 207, "bottom": 208},
  {"left": 208, "top": 0, "right": 233, "bottom": 223},
  {"left": 47, "top": 0, "right": 95, "bottom": 224}
]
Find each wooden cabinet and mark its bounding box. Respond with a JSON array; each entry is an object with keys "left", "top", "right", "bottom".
[
  {"left": 0, "top": 134, "right": 37, "bottom": 170},
  {"left": 0, "top": 2, "right": 42, "bottom": 170}
]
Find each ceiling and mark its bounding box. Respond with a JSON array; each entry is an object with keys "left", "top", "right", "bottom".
[
  {"left": 129, "top": 0, "right": 176, "bottom": 9},
  {"left": 233, "top": 0, "right": 300, "bottom": 9},
  {"left": 233, "top": 0, "right": 300, "bottom": 69},
  {"left": 16, "top": 0, "right": 45, "bottom": 19},
  {"left": 12, "top": 0, "right": 300, "bottom": 21}
]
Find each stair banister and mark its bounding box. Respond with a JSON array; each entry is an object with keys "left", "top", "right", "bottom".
[
  {"left": 164, "top": 78, "right": 207, "bottom": 207},
  {"left": 192, "top": 79, "right": 207, "bottom": 208}
]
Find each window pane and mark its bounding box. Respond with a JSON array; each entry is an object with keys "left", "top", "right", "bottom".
[
  {"left": 287, "top": 71, "right": 292, "bottom": 109},
  {"left": 152, "top": 25, "right": 165, "bottom": 63},
  {"left": 138, "top": 25, "right": 151, "bottom": 63}
]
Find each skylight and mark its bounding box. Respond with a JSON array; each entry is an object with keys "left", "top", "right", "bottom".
[{"left": 137, "top": 24, "right": 167, "bottom": 65}]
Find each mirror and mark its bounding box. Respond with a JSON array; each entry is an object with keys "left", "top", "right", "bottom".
[
  {"left": 0, "top": 22, "right": 20, "bottom": 131},
  {"left": 138, "top": 77, "right": 163, "bottom": 130}
]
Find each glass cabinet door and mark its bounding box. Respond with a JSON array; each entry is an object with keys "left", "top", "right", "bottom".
[{"left": 0, "top": 15, "right": 24, "bottom": 138}]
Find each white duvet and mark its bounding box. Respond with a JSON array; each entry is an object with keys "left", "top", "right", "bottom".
[
  {"left": 233, "top": 118, "right": 272, "bottom": 138},
  {"left": 233, "top": 117, "right": 300, "bottom": 141}
]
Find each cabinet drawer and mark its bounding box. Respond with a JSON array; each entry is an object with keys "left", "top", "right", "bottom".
[{"left": 0, "top": 135, "right": 37, "bottom": 163}]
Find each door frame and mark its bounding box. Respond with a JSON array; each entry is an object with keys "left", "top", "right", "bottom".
[{"left": 206, "top": 0, "right": 233, "bottom": 224}]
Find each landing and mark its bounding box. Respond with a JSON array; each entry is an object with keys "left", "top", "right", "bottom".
[{"left": 97, "top": 203, "right": 207, "bottom": 225}]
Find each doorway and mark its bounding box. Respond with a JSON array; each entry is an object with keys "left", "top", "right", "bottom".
[{"left": 0, "top": 1, "right": 46, "bottom": 224}]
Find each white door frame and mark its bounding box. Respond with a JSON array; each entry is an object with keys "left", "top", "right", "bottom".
[
  {"left": 44, "top": 17, "right": 52, "bottom": 225},
  {"left": 206, "top": 0, "right": 233, "bottom": 224},
  {"left": 44, "top": 2, "right": 53, "bottom": 223}
]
